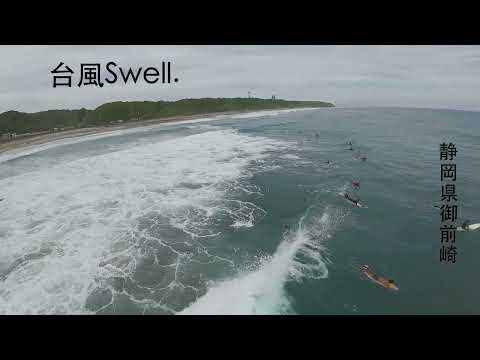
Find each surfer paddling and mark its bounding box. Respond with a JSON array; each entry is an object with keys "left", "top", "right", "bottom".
[
  {"left": 352, "top": 181, "right": 360, "bottom": 190},
  {"left": 361, "top": 265, "right": 399, "bottom": 291},
  {"left": 461, "top": 220, "right": 470, "bottom": 231},
  {"left": 458, "top": 220, "right": 480, "bottom": 232},
  {"left": 343, "top": 192, "right": 360, "bottom": 207}
]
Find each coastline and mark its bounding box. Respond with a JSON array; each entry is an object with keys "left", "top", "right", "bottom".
[
  {"left": 0, "top": 107, "right": 322, "bottom": 156},
  {"left": 0, "top": 110, "right": 246, "bottom": 155}
]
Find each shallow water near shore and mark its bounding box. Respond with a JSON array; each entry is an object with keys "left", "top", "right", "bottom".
[{"left": 1, "top": 107, "right": 479, "bottom": 314}]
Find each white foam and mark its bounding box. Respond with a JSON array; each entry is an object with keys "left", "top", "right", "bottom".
[
  {"left": 230, "top": 220, "right": 254, "bottom": 229},
  {"left": 179, "top": 209, "right": 339, "bottom": 315},
  {"left": 228, "top": 108, "right": 319, "bottom": 120},
  {"left": 279, "top": 154, "right": 301, "bottom": 160},
  {"left": 0, "top": 129, "right": 290, "bottom": 314}
]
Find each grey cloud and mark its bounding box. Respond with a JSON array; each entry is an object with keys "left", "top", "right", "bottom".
[{"left": 1, "top": 45, "right": 480, "bottom": 113}]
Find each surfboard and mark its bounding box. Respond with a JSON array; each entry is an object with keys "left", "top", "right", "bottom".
[
  {"left": 361, "top": 266, "right": 387, "bottom": 287},
  {"left": 338, "top": 192, "right": 367, "bottom": 208},
  {"left": 457, "top": 223, "right": 480, "bottom": 232}
]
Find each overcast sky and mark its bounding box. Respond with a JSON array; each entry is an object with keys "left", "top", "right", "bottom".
[{"left": 1, "top": 45, "right": 480, "bottom": 113}]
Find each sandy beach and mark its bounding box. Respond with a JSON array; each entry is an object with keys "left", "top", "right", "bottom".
[{"left": 0, "top": 110, "right": 246, "bottom": 156}]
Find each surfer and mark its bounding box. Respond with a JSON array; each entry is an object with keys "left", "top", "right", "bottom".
[
  {"left": 360, "top": 156, "right": 367, "bottom": 161},
  {"left": 461, "top": 220, "right": 470, "bottom": 231},
  {"left": 344, "top": 192, "right": 359, "bottom": 206},
  {"left": 458, "top": 220, "right": 480, "bottom": 232},
  {"left": 352, "top": 181, "right": 360, "bottom": 189},
  {"left": 360, "top": 265, "right": 399, "bottom": 291},
  {"left": 326, "top": 160, "right": 332, "bottom": 165}
]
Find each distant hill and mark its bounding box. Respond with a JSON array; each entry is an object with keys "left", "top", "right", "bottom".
[{"left": 0, "top": 98, "right": 334, "bottom": 135}]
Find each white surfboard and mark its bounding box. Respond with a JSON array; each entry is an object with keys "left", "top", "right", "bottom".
[
  {"left": 338, "top": 192, "right": 367, "bottom": 208},
  {"left": 457, "top": 223, "right": 480, "bottom": 232}
]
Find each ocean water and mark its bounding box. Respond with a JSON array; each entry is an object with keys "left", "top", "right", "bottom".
[{"left": 0, "top": 107, "right": 479, "bottom": 315}]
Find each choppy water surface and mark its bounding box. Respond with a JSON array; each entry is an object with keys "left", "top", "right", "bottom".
[{"left": 1, "top": 107, "right": 479, "bottom": 314}]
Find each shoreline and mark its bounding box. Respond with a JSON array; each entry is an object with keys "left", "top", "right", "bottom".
[
  {"left": 0, "top": 108, "right": 318, "bottom": 156},
  {"left": 0, "top": 110, "right": 247, "bottom": 155}
]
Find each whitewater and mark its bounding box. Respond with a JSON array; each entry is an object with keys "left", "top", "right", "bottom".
[
  {"left": 0, "top": 108, "right": 335, "bottom": 315},
  {"left": 180, "top": 209, "right": 340, "bottom": 315}
]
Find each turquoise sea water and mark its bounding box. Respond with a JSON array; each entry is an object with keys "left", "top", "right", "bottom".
[{"left": 0, "top": 107, "right": 479, "bottom": 314}]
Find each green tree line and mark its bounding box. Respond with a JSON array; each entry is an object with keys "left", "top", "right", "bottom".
[{"left": 0, "top": 98, "right": 334, "bottom": 135}]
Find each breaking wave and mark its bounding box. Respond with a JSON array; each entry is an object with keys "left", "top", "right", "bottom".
[{"left": 179, "top": 206, "right": 344, "bottom": 315}]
